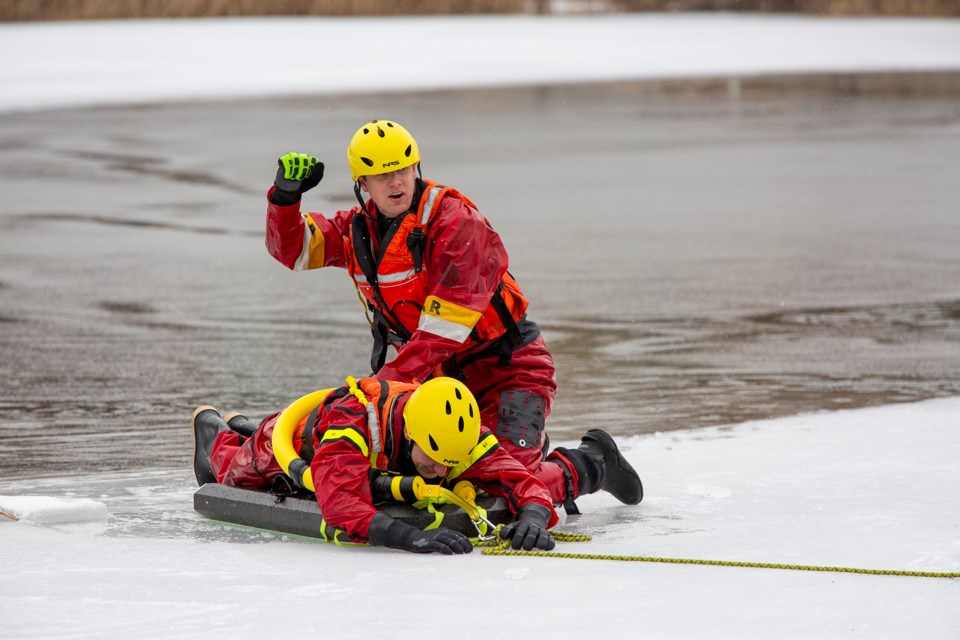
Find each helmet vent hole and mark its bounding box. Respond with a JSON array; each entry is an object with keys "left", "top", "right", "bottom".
[
  {"left": 377, "top": 127, "right": 385, "bottom": 138},
  {"left": 454, "top": 387, "right": 462, "bottom": 400},
  {"left": 386, "top": 122, "right": 394, "bottom": 127},
  {"left": 363, "top": 128, "right": 369, "bottom": 134},
  {"left": 428, "top": 434, "right": 439, "bottom": 452},
  {"left": 404, "top": 145, "right": 412, "bottom": 158},
  {"left": 445, "top": 400, "right": 451, "bottom": 415},
  {"left": 361, "top": 157, "right": 374, "bottom": 168},
  {"left": 458, "top": 416, "right": 464, "bottom": 432},
  {"left": 469, "top": 404, "right": 474, "bottom": 418}
]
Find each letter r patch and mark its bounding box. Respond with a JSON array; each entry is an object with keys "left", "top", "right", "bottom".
[{"left": 418, "top": 295, "right": 483, "bottom": 343}]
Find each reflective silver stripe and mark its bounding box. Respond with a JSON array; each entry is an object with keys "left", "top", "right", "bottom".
[
  {"left": 354, "top": 270, "right": 415, "bottom": 285},
  {"left": 366, "top": 402, "right": 381, "bottom": 455},
  {"left": 420, "top": 186, "right": 442, "bottom": 225},
  {"left": 377, "top": 269, "right": 417, "bottom": 284},
  {"left": 292, "top": 222, "right": 312, "bottom": 272},
  {"left": 417, "top": 313, "right": 471, "bottom": 343}
]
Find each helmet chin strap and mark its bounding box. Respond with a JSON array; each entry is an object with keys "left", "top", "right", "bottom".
[{"left": 354, "top": 180, "right": 367, "bottom": 210}]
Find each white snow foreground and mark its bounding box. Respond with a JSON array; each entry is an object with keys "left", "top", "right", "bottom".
[
  {"left": 3, "top": 397, "right": 958, "bottom": 639},
  {"left": 1, "top": 14, "right": 960, "bottom": 114}
]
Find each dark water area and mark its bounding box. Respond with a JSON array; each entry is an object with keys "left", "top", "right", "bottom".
[{"left": 1, "top": 85, "right": 959, "bottom": 481}]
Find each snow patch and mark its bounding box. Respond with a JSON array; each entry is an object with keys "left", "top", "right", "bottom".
[{"left": 0, "top": 495, "right": 109, "bottom": 525}]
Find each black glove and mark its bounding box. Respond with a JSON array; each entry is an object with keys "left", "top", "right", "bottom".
[
  {"left": 500, "top": 503, "right": 555, "bottom": 551},
  {"left": 367, "top": 512, "right": 473, "bottom": 555},
  {"left": 271, "top": 152, "right": 324, "bottom": 205}
]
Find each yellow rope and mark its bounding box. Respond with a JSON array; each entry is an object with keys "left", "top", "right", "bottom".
[
  {"left": 480, "top": 535, "right": 960, "bottom": 579},
  {"left": 473, "top": 529, "right": 590, "bottom": 547},
  {"left": 1, "top": 510, "right": 19, "bottom": 522}
]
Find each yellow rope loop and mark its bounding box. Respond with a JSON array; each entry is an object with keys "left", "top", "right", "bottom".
[
  {"left": 345, "top": 376, "right": 368, "bottom": 405},
  {"left": 553, "top": 532, "right": 592, "bottom": 543}
]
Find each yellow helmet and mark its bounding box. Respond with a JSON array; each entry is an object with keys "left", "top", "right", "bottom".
[
  {"left": 347, "top": 119, "right": 420, "bottom": 181},
  {"left": 403, "top": 377, "right": 480, "bottom": 467}
]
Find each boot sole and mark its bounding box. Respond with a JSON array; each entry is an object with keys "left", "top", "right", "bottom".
[{"left": 222, "top": 411, "right": 245, "bottom": 424}]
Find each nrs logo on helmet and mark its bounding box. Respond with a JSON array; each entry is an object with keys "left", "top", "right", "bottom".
[{"left": 347, "top": 119, "right": 420, "bottom": 182}]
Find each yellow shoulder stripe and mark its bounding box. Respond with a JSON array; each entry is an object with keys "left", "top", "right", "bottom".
[{"left": 320, "top": 426, "right": 369, "bottom": 458}]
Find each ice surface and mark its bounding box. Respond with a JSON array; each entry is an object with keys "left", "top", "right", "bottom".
[{"left": 3, "top": 397, "right": 958, "bottom": 638}]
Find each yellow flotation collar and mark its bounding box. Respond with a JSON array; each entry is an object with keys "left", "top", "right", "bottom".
[{"left": 272, "top": 388, "right": 335, "bottom": 492}]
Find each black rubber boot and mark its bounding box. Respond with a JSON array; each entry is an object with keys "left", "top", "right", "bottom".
[
  {"left": 555, "top": 429, "right": 643, "bottom": 505},
  {"left": 222, "top": 411, "right": 259, "bottom": 439},
  {"left": 192, "top": 405, "right": 229, "bottom": 486}
]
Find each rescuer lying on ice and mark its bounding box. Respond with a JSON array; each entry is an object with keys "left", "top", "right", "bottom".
[{"left": 193, "top": 376, "right": 566, "bottom": 554}]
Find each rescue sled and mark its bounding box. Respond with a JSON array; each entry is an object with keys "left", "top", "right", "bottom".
[
  {"left": 193, "top": 387, "right": 514, "bottom": 540},
  {"left": 193, "top": 483, "right": 513, "bottom": 540}
]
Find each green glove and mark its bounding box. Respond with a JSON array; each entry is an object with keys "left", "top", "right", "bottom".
[{"left": 272, "top": 152, "right": 324, "bottom": 205}]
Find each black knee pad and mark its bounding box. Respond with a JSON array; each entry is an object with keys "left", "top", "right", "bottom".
[{"left": 495, "top": 389, "right": 546, "bottom": 449}]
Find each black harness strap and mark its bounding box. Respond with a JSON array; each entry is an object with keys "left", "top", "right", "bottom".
[
  {"left": 446, "top": 315, "right": 541, "bottom": 377},
  {"left": 351, "top": 214, "right": 414, "bottom": 372},
  {"left": 370, "top": 313, "right": 391, "bottom": 373},
  {"left": 406, "top": 227, "right": 426, "bottom": 273},
  {"left": 308, "top": 386, "right": 351, "bottom": 454},
  {"left": 350, "top": 213, "right": 380, "bottom": 287},
  {"left": 488, "top": 280, "right": 525, "bottom": 365},
  {"left": 296, "top": 405, "right": 321, "bottom": 463}
]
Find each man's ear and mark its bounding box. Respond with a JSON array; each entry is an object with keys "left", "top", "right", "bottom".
[{"left": 358, "top": 177, "right": 368, "bottom": 193}]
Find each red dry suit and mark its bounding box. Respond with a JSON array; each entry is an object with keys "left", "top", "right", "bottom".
[
  {"left": 209, "top": 378, "right": 558, "bottom": 543},
  {"left": 265, "top": 179, "right": 574, "bottom": 504}
]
